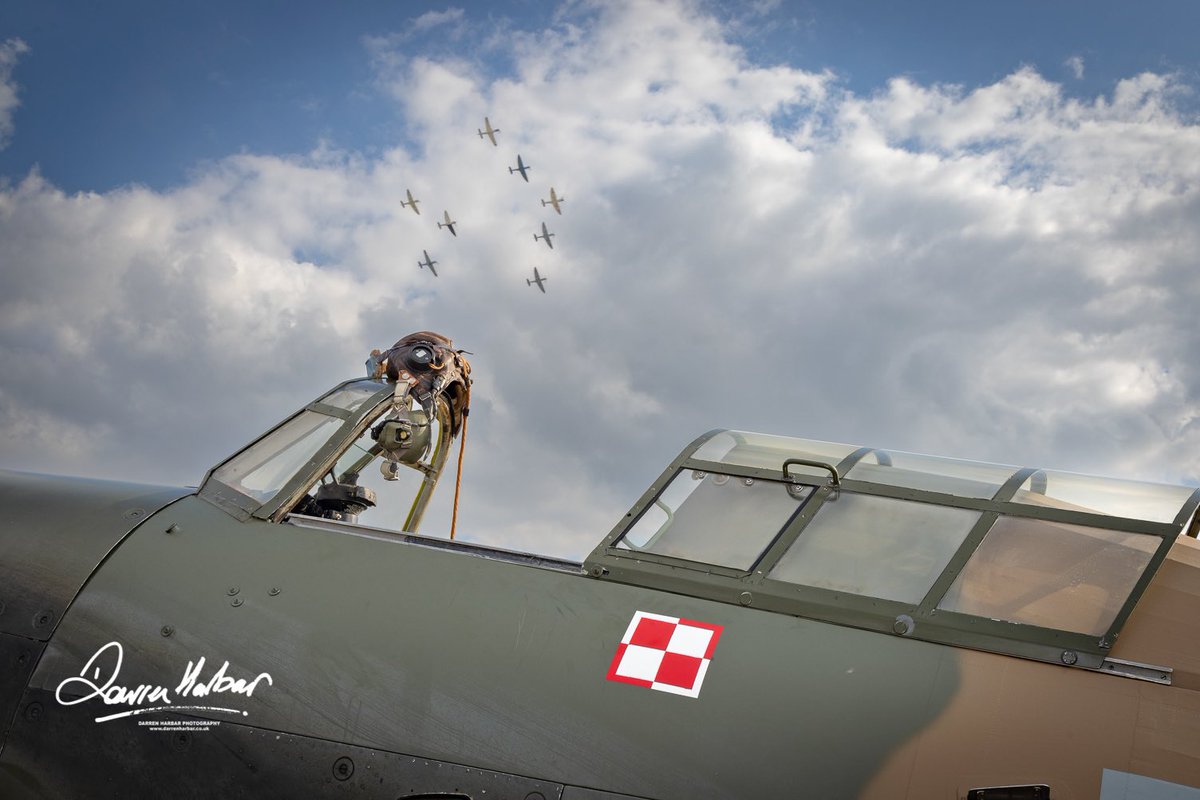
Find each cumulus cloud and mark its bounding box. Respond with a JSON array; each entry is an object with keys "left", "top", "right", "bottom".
[
  {"left": 2, "top": 0, "right": 1199, "bottom": 559},
  {"left": 0, "top": 38, "right": 30, "bottom": 150},
  {"left": 1066, "top": 55, "right": 1085, "bottom": 80}
]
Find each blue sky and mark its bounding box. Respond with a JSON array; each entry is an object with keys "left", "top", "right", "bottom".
[
  {"left": 2, "top": 1, "right": 1199, "bottom": 558},
  {"left": 3, "top": 1, "right": 1197, "bottom": 192}
]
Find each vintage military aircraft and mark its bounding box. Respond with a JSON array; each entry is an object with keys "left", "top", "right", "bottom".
[
  {"left": 418, "top": 250, "right": 438, "bottom": 276},
  {"left": 478, "top": 117, "right": 500, "bottom": 146},
  {"left": 542, "top": 187, "right": 565, "bottom": 215},
  {"left": 534, "top": 221, "right": 555, "bottom": 249},
  {"left": 527, "top": 266, "right": 548, "bottom": 293},
  {"left": 510, "top": 154, "right": 531, "bottom": 182},
  {"left": 401, "top": 189, "right": 421, "bottom": 215},
  {"left": 2, "top": 331, "right": 1200, "bottom": 799},
  {"left": 437, "top": 210, "right": 458, "bottom": 237}
]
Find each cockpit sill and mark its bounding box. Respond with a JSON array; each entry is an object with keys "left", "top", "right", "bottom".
[
  {"left": 194, "top": 375, "right": 1200, "bottom": 682},
  {"left": 285, "top": 512, "right": 585, "bottom": 575}
]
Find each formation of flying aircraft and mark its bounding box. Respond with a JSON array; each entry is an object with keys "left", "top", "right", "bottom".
[
  {"left": 534, "top": 221, "right": 555, "bottom": 249},
  {"left": 527, "top": 266, "right": 548, "bottom": 293},
  {"left": 541, "top": 187, "right": 565, "bottom": 214},
  {"left": 477, "top": 116, "right": 500, "bottom": 146},
  {"left": 401, "top": 189, "right": 420, "bottom": 215},
  {"left": 405, "top": 118, "right": 565, "bottom": 288},
  {"left": 3, "top": 334, "right": 1200, "bottom": 799},
  {"left": 509, "top": 154, "right": 531, "bottom": 182},
  {"left": 418, "top": 249, "right": 438, "bottom": 277}
]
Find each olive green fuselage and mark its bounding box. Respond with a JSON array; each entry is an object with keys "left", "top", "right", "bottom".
[
  {"left": 5, "top": 468, "right": 1200, "bottom": 799},
  {"left": 1, "top": 483, "right": 955, "bottom": 799}
]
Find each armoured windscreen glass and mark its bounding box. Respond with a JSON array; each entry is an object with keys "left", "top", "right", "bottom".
[
  {"left": 617, "top": 470, "right": 810, "bottom": 570},
  {"left": 304, "top": 420, "right": 435, "bottom": 532},
  {"left": 769, "top": 493, "right": 981, "bottom": 603},
  {"left": 937, "top": 516, "right": 1161, "bottom": 635},
  {"left": 212, "top": 411, "right": 344, "bottom": 503}
]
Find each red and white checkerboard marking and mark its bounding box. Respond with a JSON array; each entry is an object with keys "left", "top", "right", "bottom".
[{"left": 606, "top": 611, "right": 724, "bottom": 698}]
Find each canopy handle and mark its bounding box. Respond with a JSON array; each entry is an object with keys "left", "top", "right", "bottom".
[{"left": 783, "top": 458, "right": 841, "bottom": 487}]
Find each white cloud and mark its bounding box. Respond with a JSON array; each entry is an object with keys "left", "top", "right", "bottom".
[
  {"left": 1066, "top": 55, "right": 1085, "bottom": 80},
  {"left": 413, "top": 7, "right": 466, "bottom": 33},
  {"left": 2, "top": 0, "right": 1199, "bottom": 560},
  {"left": 0, "top": 38, "right": 30, "bottom": 150}
]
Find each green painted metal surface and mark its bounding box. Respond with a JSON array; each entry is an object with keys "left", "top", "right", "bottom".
[{"left": 24, "top": 495, "right": 959, "bottom": 799}]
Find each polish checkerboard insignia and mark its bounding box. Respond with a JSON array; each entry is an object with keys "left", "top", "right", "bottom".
[{"left": 606, "top": 611, "right": 724, "bottom": 698}]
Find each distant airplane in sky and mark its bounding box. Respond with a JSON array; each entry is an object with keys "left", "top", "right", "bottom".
[
  {"left": 401, "top": 189, "right": 420, "bottom": 215},
  {"left": 509, "top": 155, "right": 531, "bottom": 182},
  {"left": 477, "top": 117, "right": 500, "bottom": 146},
  {"left": 534, "top": 221, "right": 555, "bottom": 249},
  {"left": 418, "top": 250, "right": 438, "bottom": 277},
  {"left": 541, "top": 187, "right": 565, "bottom": 215},
  {"left": 437, "top": 210, "right": 457, "bottom": 237},
  {"left": 527, "top": 267, "right": 548, "bottom": 293}
]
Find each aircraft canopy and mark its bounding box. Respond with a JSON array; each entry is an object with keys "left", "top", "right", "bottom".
[
  {"left": 588, "top": 429, "right": 1200, "bottom": 673},
  {"left": 693, "top": 430, "right": 1197, "bottom": 524}
]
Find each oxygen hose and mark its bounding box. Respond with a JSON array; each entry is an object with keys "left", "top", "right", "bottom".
[{"left": 449, "top": 381, "right": 471, "bottom": 540}]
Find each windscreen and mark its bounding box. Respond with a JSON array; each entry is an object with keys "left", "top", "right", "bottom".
[{"left": 211, "top": 411, "right": 345, "bottom": 504}]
